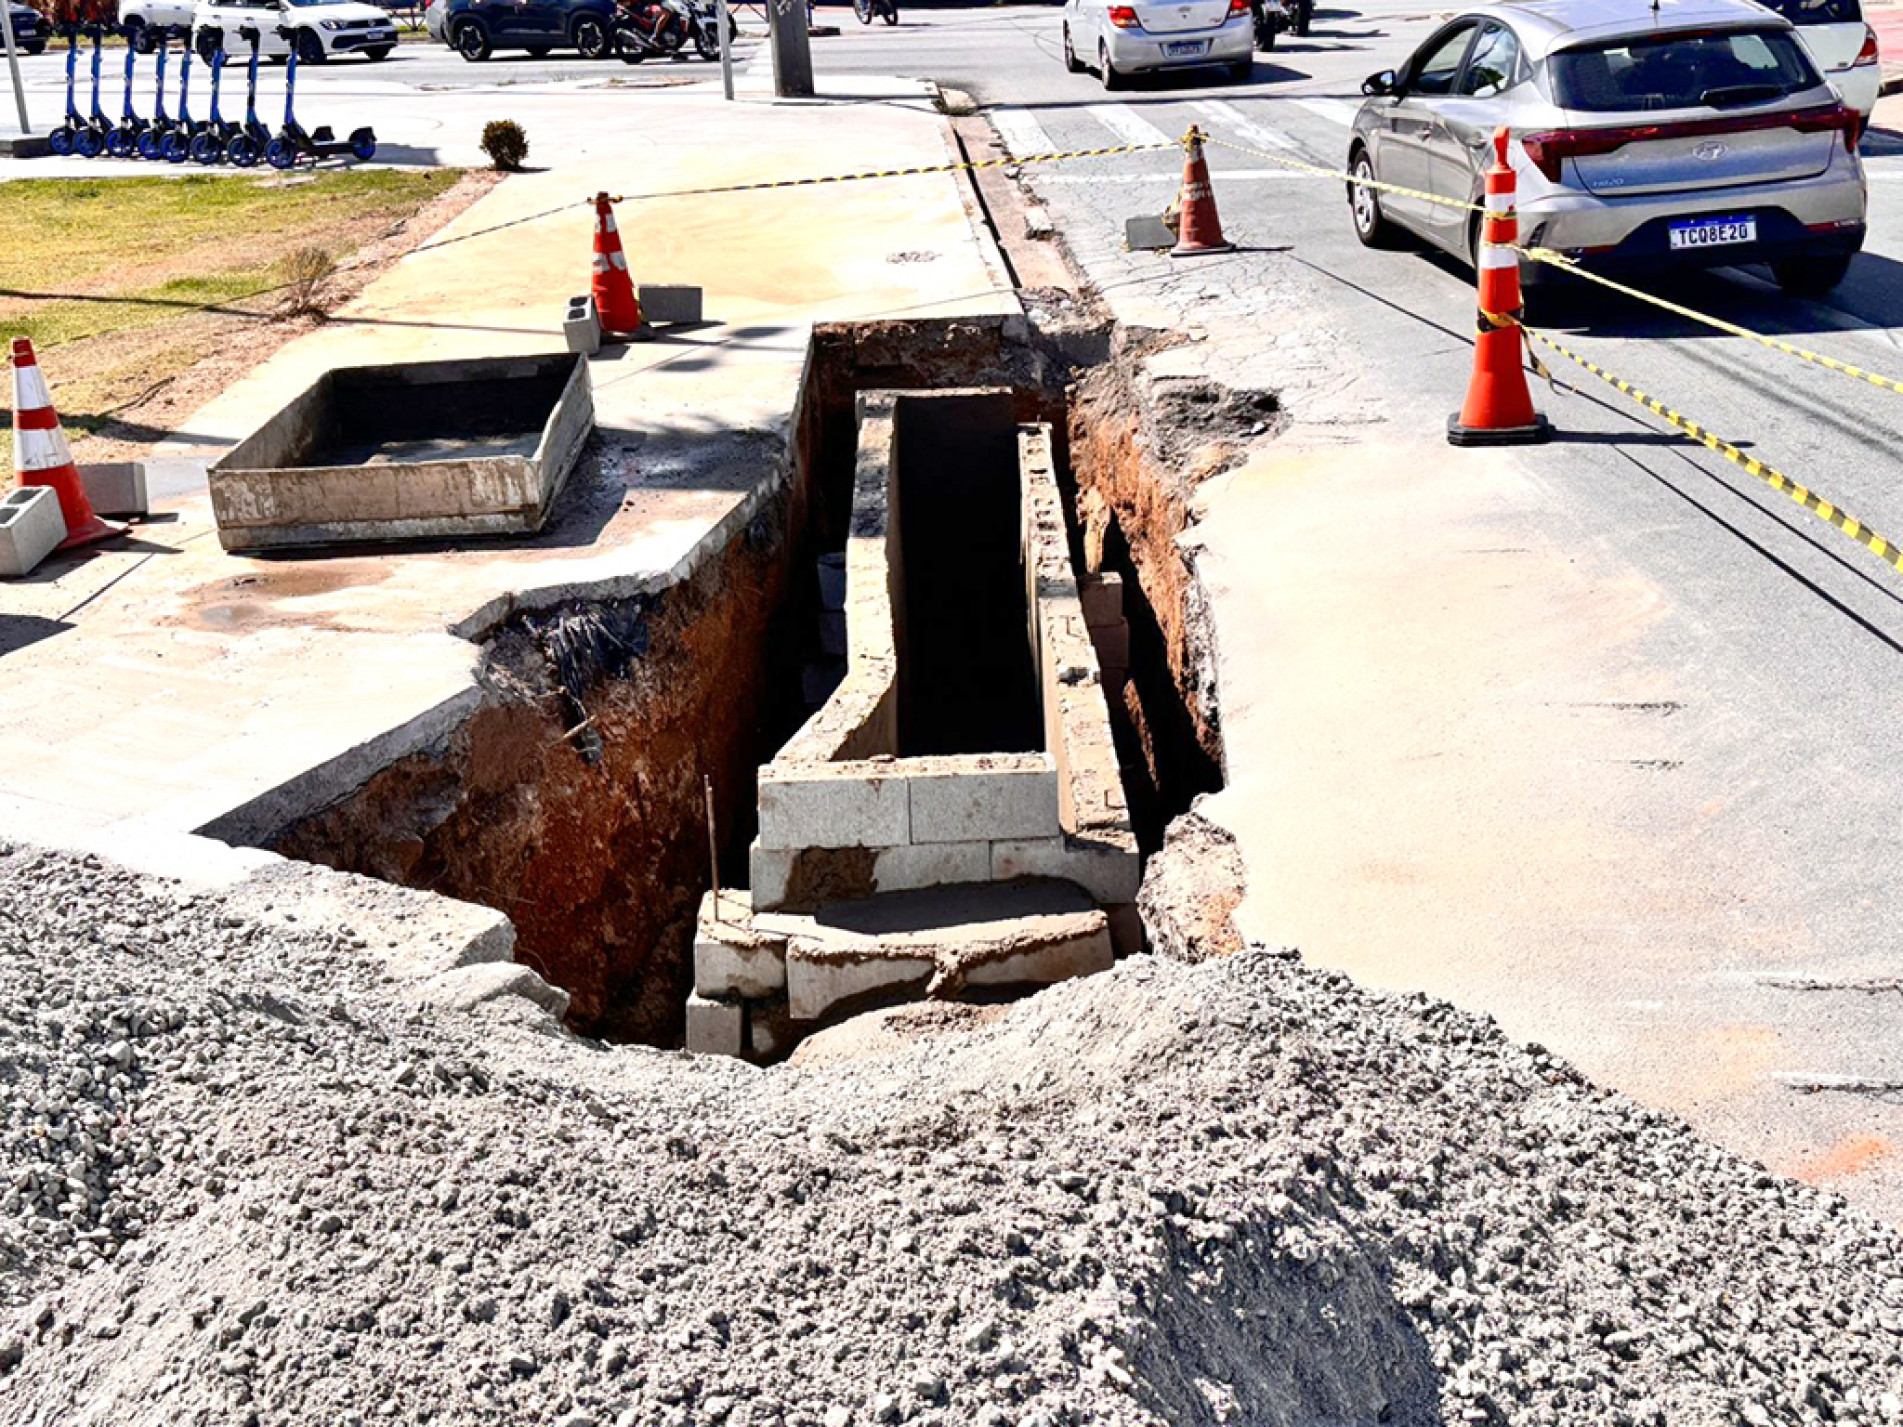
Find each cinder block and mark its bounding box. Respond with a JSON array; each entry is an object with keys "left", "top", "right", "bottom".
[
  {"left": 0, "top": 486, "right": 65, "bottom": 578},
  {"left": 991, "top": 837, "right": 1141, "bottom": 904},
  {"left": 694, "top": 892, "right": 787, "bottom": 999},
  {"left": 908, "top": 764, "right": 1060, "bottom": 844},
  {"left": 786, "top": 946, "right": 934, "bottom": 1023},
  {"left": 638, "top": 285, "right": 703, "bottom": 326},
  {"left": 563, "top": 293, "right": 601, "bottom": 355},
  {"left": 685, "top": 993, "right": 744, "bottom": 1057},
  {"left": 873, "top": 840, "right": 990, "bottom": 895},
  {"left": 817, "top": 552, "right": 846, "bottom": 612},
  {"left": 78, "top": 462, "right": 147, "bottom": 517},
  {"left": 963, "top": 927, "right": 1113, "bottom": 990},
  {"left": 1079, "top": 572, "right": 1124, "bottom": 629},
  {"left": 750, "top": 840, "right": 796, "bottom": 910},
  {"left": 758, "top": 765, "right": 911, "bottom": 851},
  {"left": 819, "top": 608, "right": 848, "bottom": 658},
  {"left": 1089, "top": 620, "right": 1131, "bottom": 673}
]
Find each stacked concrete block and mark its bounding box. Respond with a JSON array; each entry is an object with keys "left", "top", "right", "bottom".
[
  {"left": 636, "top": 284, "right": 704, "bottom": 326},
  {"left": 78, "top": 462, "right": 149, "bottom": 518},
  {"left": 0, "top": 486, "right": 66, "bottom": 578},
  {"left": 685, "top": 992, "right": 744, "bottom": 1057},
  {"left": 1080, "top": 571, "right": 1130, "bottom": 694},
  {"left": 688, "top": 890, "right": 796, "bottom": 1062}
]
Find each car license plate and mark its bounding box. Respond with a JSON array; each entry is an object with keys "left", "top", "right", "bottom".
[
  {"left": 1164, "top": 39, "right": 1207, "bottom": 55},
  {"left": 1668, "top": 216, "right": 1757, "bottom": 251}
]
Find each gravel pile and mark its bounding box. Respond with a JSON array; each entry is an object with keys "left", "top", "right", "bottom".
[{"left": 3, "top": 837, "right": 1903, "bottom": 1427}]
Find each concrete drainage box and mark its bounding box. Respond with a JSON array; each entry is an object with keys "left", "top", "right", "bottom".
[{"left": 208, "top": 353, "right": 593, "bottom": 553}]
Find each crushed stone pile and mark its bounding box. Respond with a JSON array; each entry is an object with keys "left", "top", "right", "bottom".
[{"left": 3, "top": 840, "right": 1903, "bottom": 1427}]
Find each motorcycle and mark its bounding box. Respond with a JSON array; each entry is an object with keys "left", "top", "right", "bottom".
[
  {"left": 1250, "top": 0, "right": 1309, "bottom": 49},
  {"left": 612, "top": 0, "right": 726, "bottom": 61},
  {"left": 852, "top": 0, "right": 896, "bottom": 25}
]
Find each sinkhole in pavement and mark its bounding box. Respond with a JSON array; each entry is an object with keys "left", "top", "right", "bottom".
[{"left": 265, "top": 318, "right": 1226, "bottom": 1049}]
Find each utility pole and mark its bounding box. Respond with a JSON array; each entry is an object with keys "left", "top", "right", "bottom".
[
  {"left": 0, "top": 0, "right": 30, "bottom": 140},
  {"left": 715, "top": 0, "right": 733, "bottom": 100},
  {"left": 767, "top": 0, "right": 812, "bottom": 98}
]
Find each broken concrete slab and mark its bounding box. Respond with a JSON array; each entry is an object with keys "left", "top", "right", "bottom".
[{"left": 695, "top": 890, "right": 788, "bottom": 999}]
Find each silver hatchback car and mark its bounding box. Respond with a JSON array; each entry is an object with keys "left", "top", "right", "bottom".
[{"left": 1346, "top": 0, "right": 1867, "bottom": 296}]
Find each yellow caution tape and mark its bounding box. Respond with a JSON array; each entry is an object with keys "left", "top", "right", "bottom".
[
  {"left": 1517, "top": 247, "right": 1903, "bottom": 398},
  {"left": 606, "top": 141, "right": 1174, "bottom": 204},
  {"left": 1513, "top": 319, "right": 1903, "bottom": 573}
]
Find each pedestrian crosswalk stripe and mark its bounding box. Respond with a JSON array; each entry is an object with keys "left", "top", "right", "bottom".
[
  {"left": 989, "top": 106, "right": 1057, "bottom": 159},
  {"left": 1290, "top": 96, "right": 1359, "bottom": 128},
  {"left": 1194, "top": 98, "right": 1302, "bottom": 155},
  {"left": 1085, "top": 103, "right": 1175, "bottom": 149}
]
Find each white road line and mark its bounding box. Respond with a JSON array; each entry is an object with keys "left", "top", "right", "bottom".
[
  {"left": 1194, "top": 97, "right": 1301, "bottom": 155},
  {"left": 989, "top": 105, "right": 1057, "bottom": 159},
  {"left": 1291, "top": 96, "right": 1361, "bottom": 128},
  {"left": 1085, "top": 102, "right": 1176, "bottom": 149},
  {"left": 1038, "top": 170, "right": 1317, "bottom": 183}
]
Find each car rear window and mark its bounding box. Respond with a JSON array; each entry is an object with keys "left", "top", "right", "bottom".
[
  {"left": 1755, "top": 0, "right": 1860, "bottom": 27},
  {"left": 1550, "top": 28, "right": 1821, "bottom": 112}
]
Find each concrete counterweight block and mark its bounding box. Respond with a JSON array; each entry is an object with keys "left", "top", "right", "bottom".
[
  {"left": 694, "top": 890, "right": 788, "bottom": 999},
  {"left": 78, "top": 462, "right": 149, "bottom": 517},
  {"left": 563, "top": 293, "right": 602, "bottom": 356},
  {"left": 0, "top": 486, "right": 67, "bottom": 578},
  {"left": 637, "top": 285, "right": 703, "bottom": 326}
]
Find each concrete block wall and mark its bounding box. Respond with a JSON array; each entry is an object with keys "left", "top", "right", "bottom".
[{"left": 746, "top": 396, "right": 1139, "bottom": 954}]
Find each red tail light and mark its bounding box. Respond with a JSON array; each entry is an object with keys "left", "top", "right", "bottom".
[
  {"left": 1854, "top": 23, "right": 1879, "bottom": 65},
  {"left": 1520, "top": 101, "right": 1861, "bottom": 180},
  {"left": 1227, "top": 0, "right": 1251, "bottom": 15},
  {"left": 1108, "top": 5, "right": 1141, "bottom": 27}
]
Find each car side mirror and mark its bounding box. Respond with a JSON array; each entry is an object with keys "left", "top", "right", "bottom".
[{"left": 1363, "top": 68, "right": 1397, "bottom": 96}]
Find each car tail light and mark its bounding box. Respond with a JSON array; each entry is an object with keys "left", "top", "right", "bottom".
[
  {"left": 1227, "top": 0, "right": 1250, "bottom": 15},
  {"left": 1521, "top": 101, "right": 1861, "bottom": 179},
  {"left": 1108, "top": 5, "right": 1141, "bottom": 27},
  {"left": 1854, "top": 24, "right": 1879, "bottom": 66}
]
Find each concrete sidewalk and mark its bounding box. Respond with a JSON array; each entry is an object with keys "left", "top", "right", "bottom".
[{"left": 0, "top": 72, "right": 1016, "bottom": 844}]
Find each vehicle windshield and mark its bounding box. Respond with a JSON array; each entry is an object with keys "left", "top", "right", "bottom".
[
  {"left": 1754, "top": 0, "right": 1860, "bottom": 26},
  {"left": 1550, "top": 28, "right": 1820, "bottom": 112}
]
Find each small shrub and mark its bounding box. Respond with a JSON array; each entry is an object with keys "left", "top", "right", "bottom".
[
  {"left": 480, "top": 120, "right": 529, "bottom": 172},
  {"left": 276, "top": 245, "right": 335, "bottom": 320}
]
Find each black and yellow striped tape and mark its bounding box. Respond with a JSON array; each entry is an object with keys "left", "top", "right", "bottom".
[{"left": 1514, "top": 320, "right": 1903, "bottom": 573}]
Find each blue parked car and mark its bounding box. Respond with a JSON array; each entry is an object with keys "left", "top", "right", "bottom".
[
  {"left": 5, "top": 1, "right": 47, "bottom": 54},
  {"left": 430, "top": 0, "right": 613, "bottom": 58}
]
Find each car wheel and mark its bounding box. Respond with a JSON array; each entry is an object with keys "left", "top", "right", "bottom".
[
  {"left": 1347, "top": 147, "right": 1399, "bottom": 249},
  {"left": 296, "top": 29, "right": 326, "bottom": 63},
  {"left": 130, "top": 20, "right": 158, "bottom": 53},
  {"left": 525, "top": 43, "right": 551, "bottom": 56},
  {"left": 1098, "top": 40, "right": 1124, "bottom": 89},
  {"left": 1063, "top": 24, "right": 1082, "bottom": 72},
  {"left": 363, "top": 44, "right": 393, "bottom": 58},
  {"left": 1772, "top": 253, "right": 1853, "bottom": 298},
  {"left": 452, "top": 17, "right": 490, "bottom": 58},
  {"left": 22, "top": 40, "right": 43, "bottom": 55},
  {"left": 196, "top": 28, "right": 219, "bottom": 62},
  {"left": 572, "top": 15, "right": 609, "bottom": 57}
]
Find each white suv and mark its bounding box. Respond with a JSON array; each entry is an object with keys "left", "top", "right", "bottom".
[{"left": 122, "top": 0, "right": 399, "bottom": 62}]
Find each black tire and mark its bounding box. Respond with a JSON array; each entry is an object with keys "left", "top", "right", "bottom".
[
  {"left": 1347, "top": 147, "right": 1399, "bottom": 248},
  {"left": 693, "top": 23, "right": 718, "bottom": 59},
  {"left": 452, "top": 17, "right": 490, "bottom": 58},
  {"left": 22, "top": 40, "right": 43, "bottom": 55},
  {"left": 1062, "top": 23, "right": 1082, "bottom": 71},
  {"left": 1257, "top": 17, "right": 1275, "bottom": 50},
  {"left": 1099, "top": 40, "right": 1124, "bottom": 89},
  {"left": 1291, "top": 0, "right": 1310, "bottom": 34},
  {"left": 525, "top": 43, "right": 551, "bottom": 55},
  {"left": 613, "top": 23, "right": 645, "bottom": 59},
  {"left": 129, "top": 19, "right": 157, "bottom": 53},
  {"left": 1228, "top": 57, "right": 1250, "bottom": 80},
  {"left": 195, "top": 28, "right": 219, "bottom": 62},
  {"left": 363, "top": 43, "right": 393, "bottom": 58},
  {"left": 572, "top": 14, "right": 609, "bottom": 56},
  {"left": 1772, "top": 253, "right": 1853, "bottom": 298},
  {"left": 853, "top": 0, "right": 871, "bottom": 22},
  {"left": 296, "top": 28, "right": 326, "bottom": 63},
  {"left": 880, "top": 0, "right": 896, "bottom": 23}
]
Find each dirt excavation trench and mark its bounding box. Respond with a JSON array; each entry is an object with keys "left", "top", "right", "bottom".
[{"left": 268, "top": 318, "right": 1229, "bottom": 1044}]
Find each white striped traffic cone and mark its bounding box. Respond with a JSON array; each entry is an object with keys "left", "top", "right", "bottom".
[
  {"left": 589, "top": 193, "right": 645, "bottom": 338},
  {"left": 12, "top": 338, "right": 126, "bottom": 550}
]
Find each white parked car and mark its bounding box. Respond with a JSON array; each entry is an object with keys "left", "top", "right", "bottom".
[
  {"left": 122, "top": 0, "right": 399, "bottom": 61},
  {"left": 1062, "top": 0, "right": 1255, "bottom": 89},
  {"left": 1752, "top": 0, "right": 1880, "bottom": 117}
]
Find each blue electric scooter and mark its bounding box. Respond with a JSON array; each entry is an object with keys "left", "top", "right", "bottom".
[
  {"left": 224, "top": 24, "right": 268, "bottom": 167},
  {"left": 46, "top": 26, "right": 81, "bottom": 156},
  {"left": 106, "top": 33, "right": 147, "bottom": 157},
  {"left": 77, "top": 25, "right": 114, "bottom": 157},
  {"left": 264, "top": 22, "right": 374, "bottom": 169},
  {"left": 160, "top": 40, "right": 195, "bottom": 162},
  {"left": 189, "top": 30, "right": 237, "bottom": 164},
  {"left": 136, "top": 27, "right": 178, "bottom": 159}
]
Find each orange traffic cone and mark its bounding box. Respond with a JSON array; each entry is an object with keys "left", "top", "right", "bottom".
[
  {"left": 590, "top": 192, "right": 646, "bottom": 339},
  {"left": 1169, "top": 126, "right": 1233, "bottom": 258},
  {"left": 1448, "top": 129, "right": 1551, "bottom": 447},
  {"left": 11, "top": 338, "right": 127, "bottom": 550}
]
